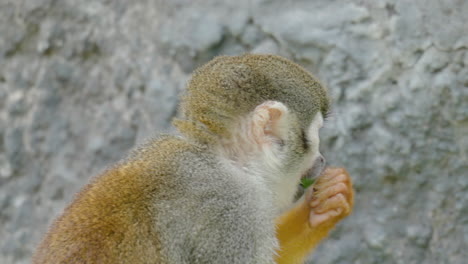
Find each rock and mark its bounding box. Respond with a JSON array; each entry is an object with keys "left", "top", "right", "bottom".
[{"left": 0, "top": 0, "right": 467, "bottom": 263}]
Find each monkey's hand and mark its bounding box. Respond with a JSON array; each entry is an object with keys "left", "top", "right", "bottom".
[
  {"left": 275, "top": 167, "right": 353, "bottom": 264},
  {"left": 308, "top": 167, "right": 354, "bottom": 228}
]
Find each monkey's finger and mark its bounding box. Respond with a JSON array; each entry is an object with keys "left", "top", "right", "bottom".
[
  {"left": 314, "top": 193, "right": 351, "bottom": 215},
  {"left": 317, "top": 167, "right": 347, "bottom": 181},
  {"left": 306, "top": 174, "right": 348, "bottom": 205},
  {"left": 309, "top": 208, "right": 342, "bottom": 228},
  {"left": 315, "top": 172, "right": 350, "bottom": 191},
  {"left": 310, "top": 182, "right": 350, "bottom": 208}
]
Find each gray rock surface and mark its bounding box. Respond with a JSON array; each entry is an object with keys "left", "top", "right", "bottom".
[{"left": 1, "top": 0, "right": 467, "bottom": 263}]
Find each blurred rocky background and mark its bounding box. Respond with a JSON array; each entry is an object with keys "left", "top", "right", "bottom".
[{"left": 1, "top": 0, "right": 467, "bottom": 263}]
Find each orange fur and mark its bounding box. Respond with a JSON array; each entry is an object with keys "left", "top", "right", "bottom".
[
  {"left": 32, "top": 137, "right": 192, "bottom": 264},
  {"left": 275, "top": 168, "right": 354, "bottom": 264}
]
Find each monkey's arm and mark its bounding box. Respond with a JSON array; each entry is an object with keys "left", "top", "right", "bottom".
[{"left": 275, "top": 168, "right": 354, "bottom": 264}]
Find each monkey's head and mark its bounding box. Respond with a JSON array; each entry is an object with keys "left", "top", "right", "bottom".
[{"left": 174, "top": 54, "right": 330, "bottom": 210}]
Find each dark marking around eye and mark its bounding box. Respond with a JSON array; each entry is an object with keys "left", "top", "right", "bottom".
[{"left": 301, "top": 130, "right": 309, "bottom": 151}]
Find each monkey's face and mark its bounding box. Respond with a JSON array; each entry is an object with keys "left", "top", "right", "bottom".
[
  {"left": 216, "top": 100, "right": 327, "bottom": 212},
  {"left": 277, "top": 111, "right": 327, "bottom": 205},
  {"left": 229, "top": 101, "right": 326, "bottom": 212},
  {"left": 299, "top": 112, "right": 326, "bottom": 175}
]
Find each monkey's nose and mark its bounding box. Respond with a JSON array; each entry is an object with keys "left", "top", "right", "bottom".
[
  {"left": 302, "top": 155, "right": 327, "bottom": 180},
  {"left": 313, "top": 155, "right": 326, "bottom": 176},
  {"left": 317, "top": 155, "right": 326, "bottom": 167}
]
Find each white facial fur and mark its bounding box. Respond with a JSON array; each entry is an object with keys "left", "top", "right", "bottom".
[
  {"left": 218, "top": 108, "right": 324, "bottom": 214},
  {"left": 270, "top": 112, "right": 324, "bottom": 212},
  {"left": 306, "top": 112, "right": 324, "bottom": 160}
]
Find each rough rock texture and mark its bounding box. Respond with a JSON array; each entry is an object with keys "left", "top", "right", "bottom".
[{"left": 1, "top": 0, "right": 467, "bottom": 263}]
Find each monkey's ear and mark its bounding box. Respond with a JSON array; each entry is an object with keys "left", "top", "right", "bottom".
[{"left": 251, "top": 101, "right": 289, "bottom": 144}]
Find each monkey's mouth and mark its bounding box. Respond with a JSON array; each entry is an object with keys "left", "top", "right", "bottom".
[
  {"left": 301, "top": 157, "right": 326, "bottom": 181},
  {"left": 294, "top": 158, "right": 326, "bottom": 201},
  {"left": 301, "top": 167, "right": 316, "bottom": 181}
]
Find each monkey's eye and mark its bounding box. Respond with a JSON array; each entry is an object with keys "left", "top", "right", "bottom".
[{"left": 301, "top": 130, "right": 310, "bottom": 151}]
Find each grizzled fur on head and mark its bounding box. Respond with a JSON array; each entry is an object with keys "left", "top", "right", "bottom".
[{"left": 174, "top": 54, "right": 330, "bottom": 144}]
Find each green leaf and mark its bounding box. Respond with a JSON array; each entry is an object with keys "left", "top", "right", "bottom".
[{"left": 300, "top": 178, "right": 315, "bottom": 189}]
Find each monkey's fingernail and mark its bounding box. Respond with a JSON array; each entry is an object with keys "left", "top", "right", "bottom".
[{"left": 334, "top": 209, "right": 343, "bottom": 215}]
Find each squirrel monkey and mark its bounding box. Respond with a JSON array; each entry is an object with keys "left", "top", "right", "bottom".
[{"left": 33, "top": 54, "right": 353, "bottom": 263}]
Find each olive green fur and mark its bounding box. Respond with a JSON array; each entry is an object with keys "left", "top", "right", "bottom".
[{"left": 174, "top": 54, "right": 330, "bottom": 144}]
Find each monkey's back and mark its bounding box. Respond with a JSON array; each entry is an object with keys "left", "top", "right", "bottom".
[
  {"left": 33, "top": 136, "right": 277, "bottom": 264},
  {"left": 33, "top": 136, "right": 184, "bottom": 263}
]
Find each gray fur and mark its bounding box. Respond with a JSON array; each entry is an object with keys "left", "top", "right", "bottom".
[{"left": 149, "top": 137, "right": 278, "bottom": 263}]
